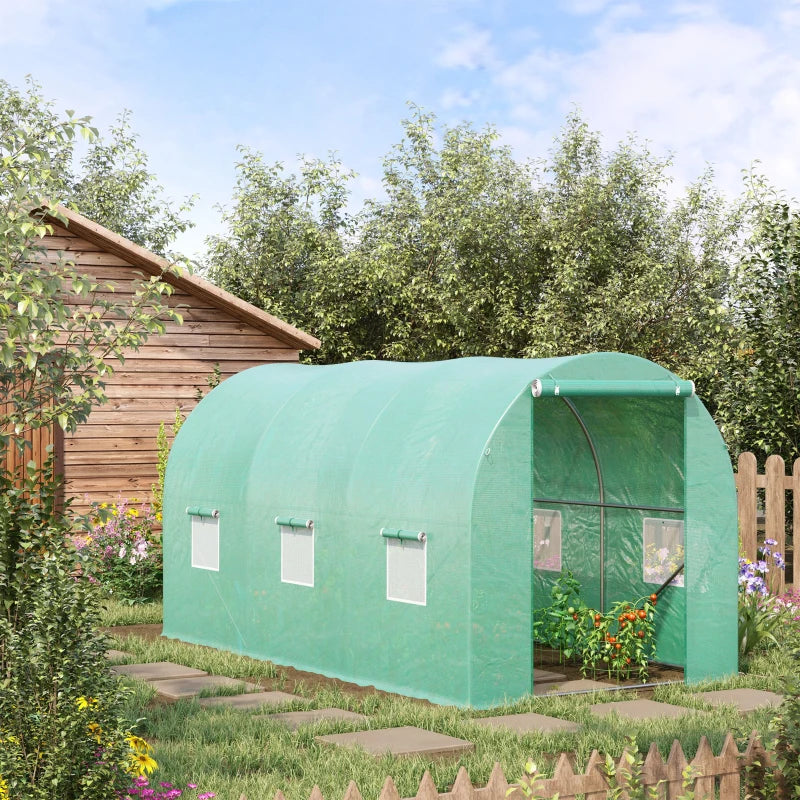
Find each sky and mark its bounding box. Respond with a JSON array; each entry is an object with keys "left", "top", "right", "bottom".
[{"left": 1, "top": 0, "right": 800, "bottom": 258}]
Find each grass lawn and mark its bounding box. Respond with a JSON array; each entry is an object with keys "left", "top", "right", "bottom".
[{"left": 103, "top": 602, "right": 799, "bottom": 800}]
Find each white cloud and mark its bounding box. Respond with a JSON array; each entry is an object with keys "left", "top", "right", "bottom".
[
  {"left": 440, "top": 88, "right": 480, "bottom": 109},
  {"left": 436, "top": 26, "right": 497, "bottom": 70},
  {"left": 559, "top": 0, "right": 616, "bottom": 15},
  {"left": 485, "top": 8, "right": 800, "bottom": 201}
]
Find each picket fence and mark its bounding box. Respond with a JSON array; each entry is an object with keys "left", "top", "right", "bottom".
[
  {"left": 246, "top": 732, "right": 780, "bottom": 800},
  {"left": 736, "top": 452, "right": 800, "bottom": 594}
]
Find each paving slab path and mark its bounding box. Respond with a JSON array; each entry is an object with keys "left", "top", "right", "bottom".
[
  {"left": 105, "top": 649, "right": 132, "bottom": 661},
  {"left": 699, "top": 688, "right": 784, "bottom": 714},
  {"left": 316, "top": 726, "right": 474, "bottom": 758},
  {"left": 111, "top": 662, "right": 207, "bottom": 681},
  {"left": 198, "top": 691, "right": 298, "bottom": 710},
  {"left": 150, "top": 675, "right": 261, "bottom": 700},
  {"left": 260, "top": 708, "right": 369, "bottom": 730},
  {"left": 472, "top": 711, "right": 581, "bottom": 734},
  {"left": 590, "top": 698, "right": 698, "bottom": 721}
]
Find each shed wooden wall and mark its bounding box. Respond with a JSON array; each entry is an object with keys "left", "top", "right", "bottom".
[{"left": 44, "top": 223, "right": 303, "bottom": 517}]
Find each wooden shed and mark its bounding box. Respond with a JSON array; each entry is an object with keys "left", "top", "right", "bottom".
[{"left": 7, "top": 206, "right": 319, "bottom": 516}]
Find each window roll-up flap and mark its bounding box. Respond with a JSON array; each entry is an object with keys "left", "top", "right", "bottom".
[
  {"left": 186, "top": 506, "right": 219, "bottom": 518},
  {"left": 381, "top": 528, "right": 426, "bottom": 543},
  {"left": 275, "top": 516, "right": 313, "bottom": 529}
]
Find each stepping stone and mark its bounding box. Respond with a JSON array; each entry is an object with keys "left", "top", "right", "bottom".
[
  {"left": 472, "top": 712, "right": 582, "bottom": 734},
  {"left": 261, "top": 707, "right": 369, "bottom": 730},
  {"left": 590, "top": 699, "right": 696, "bottom": 720},
  {"left": 316, "top": 726, "right": 474, "bottom": 758},
  {"left": 149, "top": 675, "right": 261, "bottom": 700},
  {"left": 111, "top": 662, "right": 207, "bottom": 681},
  {"left": 198, "top": 691, "right": 297, "bottom": 710},
  {"left": 534, "top": 668, "right": 567, "bottom": 684},
  {"left": 105, "top": 649, "right": 132, "bottom": 661},
  {"left": 535, "top": 678, "right": 616, "bottom": 695},
  {"left": 699, "top": 689, "right": 784, "bottom": 714}
]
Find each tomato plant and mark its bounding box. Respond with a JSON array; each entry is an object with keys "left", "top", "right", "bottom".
[
  {"left": 533, "top": 570, "right": 586, "bottom": 661},
  {"left": 535, "top": 571, "right": 659, "bottom": 682}
]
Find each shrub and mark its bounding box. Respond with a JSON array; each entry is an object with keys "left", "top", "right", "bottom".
[
  {"left": 74, "top": 497, "right": 162, "bottom": 602},
  {"left": 0, "top": 465, "right": 153, "bottom": 799}
]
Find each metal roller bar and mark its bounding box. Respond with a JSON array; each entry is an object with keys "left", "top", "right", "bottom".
[
  {"left": 533, "top": 497, "right": 684, "bottom": 514},
  {"left": 532, "top": 378, "right": 695, "bottom": 398}
]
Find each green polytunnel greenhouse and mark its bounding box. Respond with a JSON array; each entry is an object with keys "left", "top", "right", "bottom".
[{"left": 162, "top": 354, "right": 738, "bottom": 708}]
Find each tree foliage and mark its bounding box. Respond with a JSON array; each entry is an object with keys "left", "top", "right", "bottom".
[
  {"left": 205, "top": 107, "right": 738, "bottom": 383},
  {"left": 713, "top": 181, "right": 800, "bottom": 462},
  {"left": 204, "top": 148, "right": 353, "bottom": 362},
  {"left": 72, "top": 110, "right": 195, "bottom": 256},
  {"left": 0, "top": 77, "right": 193, "bottom": 255},
  {"left": 1, "top": 84, "right": 178, "bottom": 798}
]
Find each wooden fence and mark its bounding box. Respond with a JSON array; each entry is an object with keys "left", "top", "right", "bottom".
[
  {"left": 256, "top": 732, "right": 778, "bottom": 800},
  {"left": 736, "top": 452, "right": 799, "bottom": 594}
]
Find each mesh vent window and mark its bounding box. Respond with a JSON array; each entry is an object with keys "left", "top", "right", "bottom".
[
  {"left": 191, "top": 516, "right": 219, "bottom": 571},
  {"left": 643, "top": 518, "right": 685, "bottom": 587},
  {"left": 533, "top": 509, "right": 562, "bottom": 571},
  {"left": 386, "top": 537, "right": 426, "bottom": 605},
  {"left": 281, "top": 525, "right": 314, "bottom": 587}
]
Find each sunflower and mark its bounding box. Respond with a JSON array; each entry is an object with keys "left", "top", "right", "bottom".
[
  {"left": 76, "top": 696, "right": 98, "bottom": 711},
  {"left": 125, "top": 734, "right": 151, "bottom": 753},
  {"left": 128, "top": 751, "right": 158, "bottom": 776}
]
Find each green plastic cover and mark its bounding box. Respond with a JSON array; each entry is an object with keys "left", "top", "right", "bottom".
[{"left": 163, "top": 354, "right": 738, "bottom": 708}]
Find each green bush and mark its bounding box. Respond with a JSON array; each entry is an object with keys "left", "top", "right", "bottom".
[{"left": 0, "top": 465, "right": 152, "bottom": 799}]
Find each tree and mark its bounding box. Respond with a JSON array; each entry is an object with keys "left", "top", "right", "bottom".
[
  {"left": 72, "top": 110, "right": 195, "bottom": 256},
  {"left": 0, "top": 77, "right": 194, "bottom": 256},
  {"left": 205, "top": 108, "right": 738, "bottom": 376},
  {"left": 713, "top": 180, "right": 800, "bottom": 463},
  {"left": 1, "top": 90, "right": 176, "bottom": 798},
  {"left": 204, "top": 147, "right": 355, "bottom": 362},
  {"left": 522, "top": 115, "right": 739, "bottom": 385}
]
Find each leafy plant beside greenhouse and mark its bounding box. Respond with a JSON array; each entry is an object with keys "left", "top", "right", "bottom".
[{"left": 73, "top": 497, "right": 163, "bottom": 603}]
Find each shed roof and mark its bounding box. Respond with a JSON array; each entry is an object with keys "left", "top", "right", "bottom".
[{"left": 42, "top": 204, "right": 320, "bottom": 351}]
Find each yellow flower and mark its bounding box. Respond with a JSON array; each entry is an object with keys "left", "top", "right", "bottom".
[
  {"left": 76, "top": 696, "right": 98, "bottom": 711},
  {"left": 128, "top": 751, "right": 158, "bottom": 776},
  {"left": 87, "top": 722, "right": 103, "bottom": 742},
  {"left": 156, "top": 512, "right": 163, "bottom": 522},
  {"left": 125, "top": 734, "right": 152, "bottom": 753},
  {"left": 99, "top": 502, "right": 108, "bottom": 509},
  {"left": 0, "top": 775, "right": 8, "bottom": 800}
]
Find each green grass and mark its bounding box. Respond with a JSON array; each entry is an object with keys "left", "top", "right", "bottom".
[
  {"left": 100, "top": 598, "right": 163, "bottom": 626},
  {"left": 110, "top": 626, "right": 798, "bottom": 800}
]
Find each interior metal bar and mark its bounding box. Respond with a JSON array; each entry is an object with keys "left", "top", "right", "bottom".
[
  {"left": 533, "top": 497, "right": 684, "bottom": 514},
  {"left": 560, "top": 398, "right": 606, "bottom": 611},
  {"left": 654, "top": 562, "right": 685, "bottom": 598}
]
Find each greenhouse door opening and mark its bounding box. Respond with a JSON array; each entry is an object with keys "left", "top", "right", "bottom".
[{"left": 532, "top": 393, "right": 687, "bottom": 675}]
